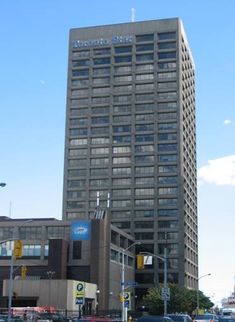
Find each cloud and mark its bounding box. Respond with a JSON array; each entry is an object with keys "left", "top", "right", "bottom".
[
  {"left": 198, "top": 155, "right": 235, "bottom": 186},
  {"left": 223, "top": 119, "right": 232, "bottom": 125},
  {"left": 40, "top": 80, "right": 45, "bottom": 85}
]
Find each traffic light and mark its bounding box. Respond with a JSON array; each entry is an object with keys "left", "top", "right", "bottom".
[
  {"left": 137, "top": 254, "right": 145, "bottom": 269},
  {"left": 13, "top": 240, "right": 23, "bottom": 258},
  {"left": 124, "top": 292, "right": 131, "bottom": 309},
  {"left": 119, "top": 294, "right": 124, "bottom": 303},
  {"left": 21, "top": 265, "right": 27, "bottom": 279}
]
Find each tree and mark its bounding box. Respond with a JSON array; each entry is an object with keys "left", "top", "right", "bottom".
[{"left": 143, "top": 284, "right": 214, "bottom": 315}]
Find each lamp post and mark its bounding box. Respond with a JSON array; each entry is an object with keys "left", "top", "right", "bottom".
[
  {"left": 0, "top": 183, "right": 6, "bottom": 188},
  {"left": 140, "top": 251, "right": 168, "bottom": 315},
  {"left": 121, "top": 241, "right": 140, "bottom": 322},
  {"left": 7, "top": 219, "right": 33, "bottom": 322},
  {"left": 196, "top": 273, "right": 211, "bottom": 315}
]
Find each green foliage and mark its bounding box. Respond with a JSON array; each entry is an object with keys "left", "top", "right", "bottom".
[{"left": 143, "top": 284, "right": 214, "bottom": 315}]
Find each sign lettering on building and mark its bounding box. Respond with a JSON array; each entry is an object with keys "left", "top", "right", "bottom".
[{"left": 72, "top": 35, "right": 133, "bottom": 49}]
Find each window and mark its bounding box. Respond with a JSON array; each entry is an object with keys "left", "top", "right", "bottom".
[
  {"left": 158, "top": 42, "right": 176, "bottom": 50},
  {"left": 92, "top": 106, "right": 109, "bottom": 114},
  {"left": 113, "top": 105, "right": 132, "bottom": 113},
  {"left": 112, "top": 167, "right": 131, "bottom": 175},
  {"left": 71, "top": 88, "right": 89, "bottom": 97},
  {"left": 92, "top": 87, "right": 109, "bottom": 95},
  {"left": 111, "top": 211, "right": 131, "bottom": 219},
  {"left": 67, "top": 180, "right": 86, "bottom": 188},
  {"left": 158, "top": 144, "right": 177, "bottom": 152},
  {"left": 69, "top": 138, "right": 87, "bottom": 146},
  {"left": 135, "top": 199, "right": 154, "bottom": 207},
  {"left": 115, "top": 46, "right": 132, "bottom": 53},
  {"left": 136, "top": 83, "right": 154, "bottom": 91},
  {"left": 135, "top": 177, "right": 154, "bottom": 185},
  {"left": 115, "top": 56, "right": 132, "bottom": 63},
  {"left": 158, "top": 122, "right": 177, "bottom": 131},
  {"left": 113, "top": 146, "right": 131, "bottom": 154},
  {"left": 19, "top": 227, "right": 42, "bottom": 240},
  {"left": 94, "top": 57, "right": 110, "bottom": 65},
  {"left": 136, "top": 73, "right": 154, "bottom": 81},
  {"left": 136, "top": 64, "right": 154, "bottom": 71},
  {"left": 114, "top": 75, "right": 132, "bottom": 82},
  {"left": 136, "top": 54, "right": 154, "bottom": 62},
  {"left": 135, "top": 124, "right": 154, "bottom": 132},
  {"left": 158, "top": 32, "right": 176, "bottom": 40},
  {"left": 158, "top": 198, "right": 177, "bottom": 206},
  {"left": 114, "top": 65, "right": 132, "bottom": 73},
  {"left": 136, "top": 34, "right": 154, "bottom": 42},
  {"left": 135, "top": 232, "right": 154, "bottom": 240},
  {"left": 135, "top": 134, "right": 154, "bottom": 142},
  {"left": 136, "top": 44, "right": 154, "bottom": 52},
  {"left": 93, "top": 77, "right": 110, "bottom": 85},
  {"left": 158, "top": 82, "right": 177, "bottom": 90},
  {"left": 112, "top": 222, "right": 131, "bottom": 229},
  {"left": 135, "top": 166, "right": 154, "bottom": 175},
  {"left": 93, "top": 67, "right": 110, "bottom": 75},
  {"left": 158, "top": 231, "right": 178, "bottom": 240},
  {"left": 135, "top": 188, "right": 154, "bottom": 196},
  {"left": 90, "top": 168, "right": 108, "bottom": 176},
  {"left": 114, "top": 85, "right": 132, "bottom": 93},
  {"left": 135, "top": 145, "right": 154, "bottom": 153},
  {"left": 91, "top": 158, "right": 109, "bottom": 166},
  {"left": 72, "top": 79, "right": 89, "bottom": 86},
  {"left": 72, "top": 59, "right": 90, "bottom": 67},
  {"left": 68, "top": 169, "right": 86, "bottom": 177},
  {"left": 70, "top": 118, "right": 88, "bottom": 126},
  {"left": 111, "top": 249, "right": 119, "bottom": 262},
  {"left": 158, "top": 176, "right": 177, "bottom": 184},
  {"left": 158, "top": 133, "right": 177, "bottom": 141},
  {"left": 158, "top": 113, "right": 177, "bottom": 121},
  {"left": 158, "top": 52, "right": 176, "bottom": 60},
  {"left": 113, "top": 156, "right": 131, "bottom": 164},
  {"left": 135, "top": 221, "right": 154, "bottom": 229},
  {"left": 91, "top": 147, "right": 109, "bottom": 155},
  {"left": 159, "top": 243, "right": 178, "bottom": 255},
  {"left": 135, "top": 104, "right": 154, "bottom": 113},
  {"left": 72, "top": 69, "right": 89, "bottom": 77},
  {"left": 113, "top": 178, "right": 131, "bottom": 186},
  {"left": 158, "top": 102, "right": 177, "bottom": 110},
  {"left": 158, "top": 165, "right": 177, "bottom": 173},
  {"left": 113, "top": 115, "right": 132, "bottom": 123},
  {"left": 135, "top": 155, "right": 154, "bottom": 164},
  {"left": 112, "top": 200, "right": 131, "bottom": 207},
  {"left": 158, "top": 154, "right": 177, "bottom": 162},
  {"left": 158, "top": 187, "right": 178, "bottom": 195},
  {"left": 158, "top": 92, "right": 177, "bottom": 100},
  {"left": 113, "top": 95, "right": 131, "bottom": 103},
  {"left": 91, "top": 127, "right": 109, "bottom": 135},
  {"left": 136, "top": 93, "right": 154, "bottom": 102},
  {"left": 158, "top": 209, "right": 178, "bottom": 216},
  {"left": 67, "top": 191, "right": 86, "bottom": 199},
  {"left": 158, "top": 62, "right": 177, "bottom": 69},
  {"left": 70, "top": 128, "right": 87, "bottom": 136},
  {"left": 91, "top": 137, "right": 109, "bottom": 144},
  {"left": 113, "top": 135, "right": 131, "bottom": 144},
  {"left": 68, "top": 159, "right": 87, "bottom": 167},
  {"left": 23, "top": 245, "right": 41, "bottom": 257},
  {"left": 91, "top": 116, "right": 109, "bottom": 124},
  {"left": 113, "top": 125, "right": 131, "bottom": 133},
  {"left": 70, "top": 108, "right": 88, "bottom": 116},
  {"left": 158, "top": 220, "right": 178, "bottom": 228},
  {"left": 73, "top": 241, "right": 82, "bottom": 259},
  {"left": 90, "top": 179, "right": 109, "bottom": 187},
  {"left": 69, "top": 148, "right": 87, "bottom": 156},
  {"left": 135, "top": 210, "right": 154, "bottom": 218},
  {"left": 92, "top": 96, "right": 110, "bottom": 104},
  {"left": 72, "top": 50, "right": 90, "bottom": 58},
  {"left": 112, "top": 189, "right": 131, "bottom": 196},
  {"left": 93, "top": 48, "right": 111, "bottom": 56}
]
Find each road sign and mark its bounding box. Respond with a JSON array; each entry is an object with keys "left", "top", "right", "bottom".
[
  {"left": 124, "top": 281, "right": 138, "bottom": 286},
  {"left": 161, "top": 287, "right": 170, "bottom": 301},
  {"left": 76, "top": 297, "right": 84, "bottom": 305}
]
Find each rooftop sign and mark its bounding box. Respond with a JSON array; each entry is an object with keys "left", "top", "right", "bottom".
[{"left": 72, "top": 35, "right": 133, "bottom": 49}]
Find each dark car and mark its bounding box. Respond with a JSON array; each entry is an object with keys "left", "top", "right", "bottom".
[
  {"left": 137, "top": 316, "right": 174, "bottom": 322},
  {"left": 166, "top": 314, "right": 192, "bottom": 322},
  {"left": 219, "top": 318, "right": 235, "bottom": 322},
  {"left": 194, "top": 314, "right": 219, "bottom": 322}
]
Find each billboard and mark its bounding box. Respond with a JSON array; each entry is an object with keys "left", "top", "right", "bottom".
[{"left": 71, "top": 220, "right": 91, "bottom": 240}]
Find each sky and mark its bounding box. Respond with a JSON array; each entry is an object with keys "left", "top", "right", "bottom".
[{"left": 0, "top": 0, "right": 235, "bottom": 307}]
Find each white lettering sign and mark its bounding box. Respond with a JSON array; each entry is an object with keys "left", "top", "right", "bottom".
[{"left": 72, "top": 35, "right": 133, "bottom": 48}]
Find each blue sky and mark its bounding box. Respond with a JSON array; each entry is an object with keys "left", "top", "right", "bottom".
[{"left": 0, "top": 0, "right": 235, "bottom": 305}]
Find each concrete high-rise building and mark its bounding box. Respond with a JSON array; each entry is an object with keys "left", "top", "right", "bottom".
[{"left": 63, "top": 18, "right": 198, "bottom": 300}]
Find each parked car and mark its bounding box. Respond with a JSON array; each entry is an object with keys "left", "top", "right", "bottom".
[
  {"left": 166, "top": 314, "right": 192, "bottom": 322},
  {"left": 194, "top": 314, "right": 219, "bottom": 322},
  {"left": 137, "top": 316, "right": 174, "bottom": 322}
]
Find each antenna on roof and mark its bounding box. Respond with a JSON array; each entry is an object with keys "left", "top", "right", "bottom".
[{"left": 131, "top": 8, "right": 136, "bottom": 22}]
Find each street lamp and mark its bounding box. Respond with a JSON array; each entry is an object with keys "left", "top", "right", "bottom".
[
  {"left": 0, "top": 183, "right": 6, "bottom": 188},
  {"left": 140, "top": 251, "right": 168, "bottom": 315},
  {"left": 196, "top": 273, "right": 211, "bottom": 315},
  {"left": 121, "top": 241, "right": 140, "bottom": 322},
  {"left": 7, "top": 219, "right": 33, "bottom": 322}
]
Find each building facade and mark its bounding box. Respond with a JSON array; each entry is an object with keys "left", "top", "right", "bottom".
[
  {"left": 0, "top": 216, "right": 135, "bottom": 311},
  {"left": 62, "top": 18, "right": 198, "bottom": 299}
]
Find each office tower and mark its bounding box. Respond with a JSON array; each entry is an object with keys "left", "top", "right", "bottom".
[{"left": 63, "top": 18, "right": 198, "bottom": 298}]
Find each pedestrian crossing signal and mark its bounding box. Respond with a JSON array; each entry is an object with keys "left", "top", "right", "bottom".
[{"left": 137, "top": 254, "right": 144, "bottom": 269}]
